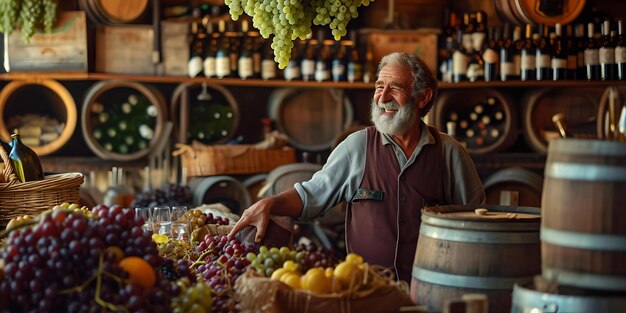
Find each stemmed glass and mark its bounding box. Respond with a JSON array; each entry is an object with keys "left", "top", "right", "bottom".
[
  {"left": 153, "top": 206, "right": 172, "bottom": 236},
  {"left": 135, "top": 207, "right": 153, "bottom": 233},
  {"left": 171, "top": 206, "right": 188, "bottom": 222}
]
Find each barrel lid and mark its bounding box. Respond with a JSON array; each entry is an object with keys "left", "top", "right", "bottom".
[{"left": 422, "top": 205, "right": 541, "bottom": 231}]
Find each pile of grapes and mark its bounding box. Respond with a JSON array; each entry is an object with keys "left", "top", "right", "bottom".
[
  {"left": 0, "top": 0, "right": 58, "bottom": 42},
  {"left": 0, "top": 204, "right": 174, "bottom": 312},
  {"left": 225, "top": 0, "right": 374, "bottom": 68},
  {"left": 246, "top": 243, "right": 336, "bottom": 277},
  {"left": 131, "top": 183, "right": 193, "bottom": 208},
  {"left": 194, "top": 235, "right": 256, "bottom": 313}
]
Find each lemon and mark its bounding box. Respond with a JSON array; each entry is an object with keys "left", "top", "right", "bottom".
[
  {"left": 304, "top": 270, "right": 332, "bottom": 294},
  {"left": 281, "top": 272, "right": 301, "bottom": 289},
  {"left": 345, "top": 253, "right": 364, "bottom": 265},
  {"left": 270, "top": 268, "right": 291, "bottom": 281},
  {"left": 334, "top": 261, "right": 362, "bottom": 288}
]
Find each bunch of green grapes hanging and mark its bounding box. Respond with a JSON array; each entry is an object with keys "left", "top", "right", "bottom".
[
  {"left": 0, "top": 0, "right": 58, "bottom": 43},
  {"left": 225, "top": 0, "right": 373, "bottom": 68}
]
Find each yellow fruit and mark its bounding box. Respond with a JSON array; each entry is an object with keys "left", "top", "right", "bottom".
[
  {"left": 304, "top": 270, "right": 332, "bottom": 294},
  {"left": 334, "top": 261, "right": 362, "bottom": 288},
  {"left": 271, "top": 268, "right": 291, "bottom": 281},
  {"left": 345, "top": 253, "right": 364, "bottom": 265},
  {"left": 281, "top": 272, "right": 301, "bottom": 289},
  {"left": 283, "top": 260, "right": 298, "bottom": 272},
  {"left": 325, "top": 267, "right": 334, "bottom": 278},
  {"left": 118, "top": 256, "right": 156, "bottom": 289}
]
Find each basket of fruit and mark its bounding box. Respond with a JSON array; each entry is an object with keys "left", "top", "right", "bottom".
[
  {"left": 0, "top": 145, "right": 83, "bottom": 226},
  {"left": 234, "top": 252, "right": 415, "bottom": 313}
]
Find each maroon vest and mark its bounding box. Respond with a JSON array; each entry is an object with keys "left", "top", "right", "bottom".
[{"left": 346, "top": 126, "right": 446, "bottom": 282}]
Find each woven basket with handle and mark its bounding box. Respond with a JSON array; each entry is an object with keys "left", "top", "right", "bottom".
[{"left": 0, "top": 146, "right": 83, "bottom": 226}]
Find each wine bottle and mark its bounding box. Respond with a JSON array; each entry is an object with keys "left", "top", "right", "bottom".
[
  {"left": 617, "top": 19, "right": 626, "bottom": 80},
  {"left": 453, "top": 27, "right": 470, "bottom": 83},
  {"left": 237, "top": 20, "right": 254, "bottom": 80},
  {"left": 315, "top": 30, "right": 331, "bottom": 82},
  {"left": 332, "top": 41, "right": 348, "bottom": 82},
  {"left": 600, "top": 19, "right": 616, "bottom": 81},
  {"left": 483, "top": 27, "right": 499, "bottom": 82},
  {"left": 552, "top": 23, "right": 568, "bottom": 81},
  {"left": 566, "top": 24, "right": 578, "bottom": 80},
  {"left": 204, "top": 22, "right": 218, "bottom": 78},
  {"left": 584, "top": 22, "right": 601, "bottom": 80},
  {"left": 347, "top": 31, "right": 363, "bottom": 83},
  {"left": 363, "top": 45, "right": 374, "bottom": 83},
  {"left": 284, "top": 43, "right": 301, "bottom": 81},
  {"left": 9, "top": 132, "right": 44, "bottom": 183},
  {"left": 500, "top": 24, "right": 515, "bottom": 81},
  {"left": 252, "top": 35, "right": 263, "bottom": 79},
  {"left": 521, "top": 24, "right": 536, "bottom": 81},
  {"left": 512, "top": 26, "right": 523, "bottom": 80},
  {"left": 227, "top": 21, "right": 240, "bottom": 78},
  {"left": 261, "top": 40, "right": 277, "bottom": 80},
  {"left": 575, "top": 23, "right": 586, "bottom": 80},
  {"left": 187, "top": 12, "right": 206, "bottom": 78},
  {"left": 301, "top": 39, "right": 317, "bottom": 82},
  {"left": 536, "top": 24, "right": 552, "bottom": 81},
  {"left": 215, "top": 20, "right": 231, "bottom": 79}
]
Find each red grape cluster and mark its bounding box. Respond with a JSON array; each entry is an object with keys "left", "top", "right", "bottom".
[
  {"left": 194, "top": 235, "right": 256, "bottom": 313},
  {"left": 206, "top": 212, "right": 230, "bottom": 226},
  {"left": 294, "top": 243, "right": 337, "bottom": 272},
  {"left": 0, "top": 205, "right": 174, "bottom": 313}
]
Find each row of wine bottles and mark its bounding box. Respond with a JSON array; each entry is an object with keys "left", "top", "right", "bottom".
[
  {"left": 439, "top": 10, "right": 626, "bottom": 82},
  {"left": 187, "top": 9, "right": 375, "bottom": 82}
]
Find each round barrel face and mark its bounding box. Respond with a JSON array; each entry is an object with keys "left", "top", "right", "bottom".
[{"left": 0, "top": 80, "right": 77, "bottom": 156}]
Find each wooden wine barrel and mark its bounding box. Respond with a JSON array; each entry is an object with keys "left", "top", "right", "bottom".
[
  {"left": 79, "top": 0, "right": 149, "bottom": 24},
  {"left": 189, "top": 176, "right": 252, "bottom": 215},
  {"left": 495, "top": 0, "right": 586, "bottom": 26},
  {"left": 523, "top": 87, "right": 601, "bottom": 154},
  {"left": 411, "top": 205, "right": 541, "bottom": 313},
  {"left": 269, "top": 88, "right": 354, "bottom": 151},
  {"left": 0, "top": 79, "right": 77, "bottom": 156},
  {"left": 81, "top": 80, "right": 168, "bottom": 161},
  {"left": 434, "top": 89, "right": 517, "bottom": 155},
  {"left": 541, "top": 138, "right": 626, "bottom": 292},
  {"left": 242, "top": 174, "right": 268, "bottom": 204},
  {"left": 596, "top": 86, "right": 625, "bottom": 140},
  {"left": 171, "top": 82, "right": 239, "bottom": 145},
  {"left": 484, "top": 167, "right": 543, "bottom": 207},
  {"left": 264, "top": 163, "right": 322, "bottom": 197},
  {"left": 512, "top": 278, "right": 626, "bottom": 313}
]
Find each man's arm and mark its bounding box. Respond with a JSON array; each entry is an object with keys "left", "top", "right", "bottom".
[{"left": 228, "top": 188, "right": 303, "bottom": 242}]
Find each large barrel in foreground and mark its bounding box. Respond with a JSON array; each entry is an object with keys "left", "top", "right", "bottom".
[
  {"left": 541, "top": 138, "right": 626, "bottom": 291},
  {"left": 411, "top": 205, "right": 541, "bottom": 312}
]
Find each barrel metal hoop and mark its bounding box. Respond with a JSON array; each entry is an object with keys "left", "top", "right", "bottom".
[
  {"left": 541, "top": 227, "right": 626, "bottom": 251},
  {"left": 543, "top": 267, "right": 626, "bottom": 291},
  {"left": 420, "top": 223, "right": 539, "bottom": 244},
  {"left": 412, "top": 266, "right": 527, "bottom": 290},
  {"left": 546, "top": 162, "right": 626, "bottom": 182}
]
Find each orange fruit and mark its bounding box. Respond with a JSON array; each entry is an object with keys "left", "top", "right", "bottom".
[{"left": 118, "top": 256, "right": 156, "bottom": 289}]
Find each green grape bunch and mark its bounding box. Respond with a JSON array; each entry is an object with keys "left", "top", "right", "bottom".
[
  {"left": 0, "top": 0, "right": 58, "bottom": 43},
  {"left": 226, "top": 0, "right": 373, "bottom": 68}
]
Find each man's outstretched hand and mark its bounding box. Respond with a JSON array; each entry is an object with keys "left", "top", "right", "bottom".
[{"left": 228, "top": 198, "right": 272, "bottom": 243}]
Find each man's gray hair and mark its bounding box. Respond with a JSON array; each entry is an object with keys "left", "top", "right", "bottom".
[{"left": 376, "top": 52, "right": 438, "bottom": 116}]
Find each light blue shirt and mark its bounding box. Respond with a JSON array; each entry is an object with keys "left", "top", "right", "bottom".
[{"left": 294, "top": 121, "right": 486, "bottom": 221}]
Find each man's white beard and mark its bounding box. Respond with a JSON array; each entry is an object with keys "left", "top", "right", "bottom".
[{"left": 370, "top": 98, "right": 418, "bottom": 136}]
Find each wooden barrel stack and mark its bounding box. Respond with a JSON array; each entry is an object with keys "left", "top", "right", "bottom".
[
  {"left": 410, "top": 205, "right": 541, "bottom": 312},
  {"left": 512, "top": 138, "right": 626, "bottom": 311}
]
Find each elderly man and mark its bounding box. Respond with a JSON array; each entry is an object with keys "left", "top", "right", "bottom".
[{"left": 229, "top": 52, "right": 485, "bottom": 282}]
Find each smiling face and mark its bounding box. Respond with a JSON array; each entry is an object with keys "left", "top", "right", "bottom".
[{"left": 370, "top": 63, "right": 419, "bottom": 136}]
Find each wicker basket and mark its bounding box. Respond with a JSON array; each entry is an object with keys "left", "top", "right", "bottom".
[
  {"left": 174, "top": 142, "right": 296, "bottom": 177},
  {"left": 0, "top": 147, "right": 83, "bottom": 226}
]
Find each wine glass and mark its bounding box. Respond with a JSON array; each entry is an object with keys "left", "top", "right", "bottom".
[
  {"left": 153, "top": 206, "right": 172, "bottom": 236},
  {"left": 171, "top": 222, "right": 191, "bottom": 243},
  {"left": 134, "top": 207, "right": 153, "bottom": 233},
  {"left": 171, "top": 206, "right": 188, "bottom": 223}
]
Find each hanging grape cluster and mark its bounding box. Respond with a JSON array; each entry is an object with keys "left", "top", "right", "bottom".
[
  {"left": 0, "top": 0, "right": 58, "bottom": 43},
  {"left": 225, "top": 0, "right": 373, "bottom": 68}
]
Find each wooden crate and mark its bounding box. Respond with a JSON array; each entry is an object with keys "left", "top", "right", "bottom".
[
  {"left": 178, "top": 143, "right": 297, "bottom": 177},
  {"left": 364, "top": 29, "right": 439, "bottom": 73},
  {"left": 4, "top": 11, "right": 87, "bottom": 72},
  {"left": 161, "top": 20, "right": 190, "bottom": 76},
  {"left": 95, "top": 25, "right": 156, "bottom": 75}
]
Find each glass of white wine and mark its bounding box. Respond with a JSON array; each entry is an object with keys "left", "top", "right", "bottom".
[
  {"left": 134, "top": 207, "right": 153, "bottom": 233},
  {"left": 153, "top": 206, "right": 172, "bottom": 236}
]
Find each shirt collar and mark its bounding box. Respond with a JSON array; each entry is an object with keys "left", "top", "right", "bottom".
[{"left": 380, "top": 120, "right": 435, "bottom": 149}]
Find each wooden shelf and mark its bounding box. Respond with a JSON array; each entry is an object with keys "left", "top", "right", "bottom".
[
  {"left": 42, "top": 156, "right": 146, "bottom": 173},
  {"left": 439, "top": 80, "right": 626, "bottom": 89},
  {"left": 0, "top": 72, "right": 375, "bottom": 89},
  {"left": 471, "top": 153, "right": 547, "bottom": 170}
]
